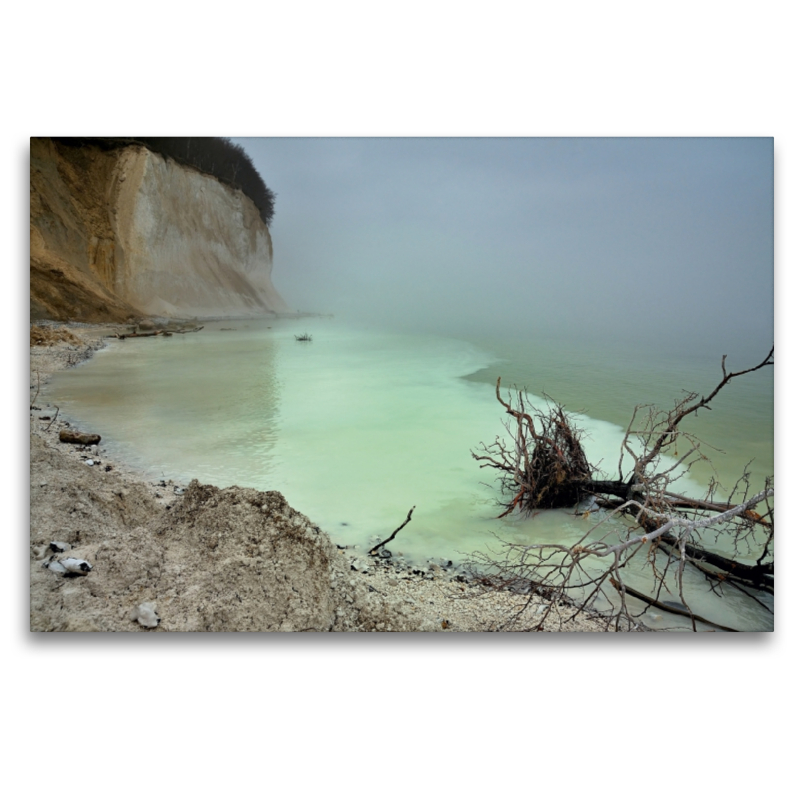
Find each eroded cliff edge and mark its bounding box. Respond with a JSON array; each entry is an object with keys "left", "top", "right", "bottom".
[{"left": 30, "top": 137, "right": 290, "bottom": 322}]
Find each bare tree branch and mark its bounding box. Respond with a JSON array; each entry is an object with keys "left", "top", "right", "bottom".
[{"left": 469, "top": 347, "right": 774, "bottom": 631}]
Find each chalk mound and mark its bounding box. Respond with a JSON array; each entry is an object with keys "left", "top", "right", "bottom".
[
  {"left": 153, "top": 481, "right": 432, "bottom": 631},
  {"left": 153, "top": 481, "right": 339, "bottom": 631}
]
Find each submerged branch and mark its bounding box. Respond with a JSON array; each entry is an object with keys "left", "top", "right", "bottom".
[{"left": 608, "top": 578, "right": 739, "bottom": 632}]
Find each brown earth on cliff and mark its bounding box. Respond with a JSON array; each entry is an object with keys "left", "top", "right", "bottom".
[
  {"left": 30, "top": 138, "right": 145, "bottom": 322},
  {"left": 30, "top": 254, "right": 141, "bottom": 322}
]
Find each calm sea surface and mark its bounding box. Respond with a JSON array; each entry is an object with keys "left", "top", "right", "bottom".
[{"left": 43, "top": 318, "right": 774, "bottom": 630}]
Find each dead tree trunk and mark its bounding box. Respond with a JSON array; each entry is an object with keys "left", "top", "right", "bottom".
[{"left": 469, "top": 347, "right": 774, "bottom": 631}]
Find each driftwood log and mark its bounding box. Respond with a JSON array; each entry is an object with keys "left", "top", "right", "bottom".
[
  {"left": 59, "top": 430, "right": 101, "bottom": 445},
  {"left": 114, "top": 325, "right": 204, "bottom": 340}
]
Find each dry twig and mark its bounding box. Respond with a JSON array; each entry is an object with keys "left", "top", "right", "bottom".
[{"left": 369, "top": 506, "right": 416, "bottom": 556}]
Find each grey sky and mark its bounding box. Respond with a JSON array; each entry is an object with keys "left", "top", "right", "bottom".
[{"left": 233, "top": 137, "right": 773, "bottom": 354}]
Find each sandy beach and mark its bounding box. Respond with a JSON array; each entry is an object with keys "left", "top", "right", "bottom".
[{"left": 29, "top": 323, "right": 606, "bottom": 633}]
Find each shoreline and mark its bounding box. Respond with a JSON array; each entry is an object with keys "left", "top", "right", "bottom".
[{"left": 29, "top": 321, "right": 607, "bottom": 632}]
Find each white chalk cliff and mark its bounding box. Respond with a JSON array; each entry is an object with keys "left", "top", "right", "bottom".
[{"left": 30, "top": 138, "right": 290, "bottom": 321}]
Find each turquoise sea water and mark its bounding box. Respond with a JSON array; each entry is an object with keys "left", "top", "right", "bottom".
[{"left": 43, "top": 318, "right": 774, "bottom": 630}]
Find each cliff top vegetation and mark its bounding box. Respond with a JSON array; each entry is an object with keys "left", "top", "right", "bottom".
[{"left": 50, "top": 137, "right": 276, "bottom": 226}]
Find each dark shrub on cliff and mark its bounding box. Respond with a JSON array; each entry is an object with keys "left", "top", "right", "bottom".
[{"left": 51, "top": 137, "right": 276, "bottom": 226}]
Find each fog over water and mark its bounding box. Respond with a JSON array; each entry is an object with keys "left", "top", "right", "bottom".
[{"left": 233, "top": 137, "right": 774, "bottom": 359}]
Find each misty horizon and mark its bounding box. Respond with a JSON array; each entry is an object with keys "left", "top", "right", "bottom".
[{"left": 232, "top": 136, "right": 773, "bottom": 360}]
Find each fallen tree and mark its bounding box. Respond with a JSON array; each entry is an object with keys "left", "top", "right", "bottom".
[{"left": 470, "top": 347, "right": 774, "bottom": 632}]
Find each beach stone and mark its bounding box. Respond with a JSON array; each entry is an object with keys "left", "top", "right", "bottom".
[
  {"left": 56, "top": 557, "right": 92, "bottom": 575},
  {"left": 132, "top": 602, "right": 160, "bottom": 628}
]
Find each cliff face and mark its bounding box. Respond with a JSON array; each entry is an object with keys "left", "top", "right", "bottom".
[{"left": 30, "top": 138, "right": 290, "bottom": 322}]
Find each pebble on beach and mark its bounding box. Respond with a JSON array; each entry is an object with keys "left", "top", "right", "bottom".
[
  {"left": 46, "top": 557, "right": 92, "bottom": 576},
  {"left": 132, "top": 602, "right": 161, "bottom": 629}
]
